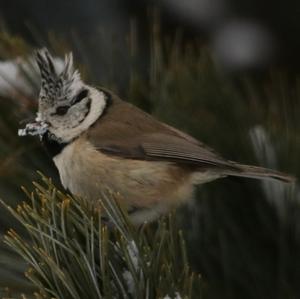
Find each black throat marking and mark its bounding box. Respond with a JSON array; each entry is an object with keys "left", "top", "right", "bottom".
[{"left": 42, "top": 131, "right": 69, "bottom": 158}]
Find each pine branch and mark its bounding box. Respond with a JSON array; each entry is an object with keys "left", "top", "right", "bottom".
[{"left": 1, "top": 174, "right": 203, "bottom": 299}]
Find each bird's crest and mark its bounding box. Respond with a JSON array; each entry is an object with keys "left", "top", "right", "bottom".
[{"left": 35, "top": 48, "right": 82, "bottom": 105}]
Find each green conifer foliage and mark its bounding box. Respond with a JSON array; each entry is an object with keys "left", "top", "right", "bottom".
[{"left": 1, "top": 175, "right": 203, "bottom": 298}]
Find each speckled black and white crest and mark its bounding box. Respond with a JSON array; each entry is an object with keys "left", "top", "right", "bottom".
[
  {"left": 35, "top": 48, "right": 82, "bottom": 106},
  {"left": 31, "top": 48, "right": 107, "bottom": 143}
]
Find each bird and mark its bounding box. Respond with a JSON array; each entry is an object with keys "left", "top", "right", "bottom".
[{"left": 19, "top": 48, "right": 294, "bottom": 224}]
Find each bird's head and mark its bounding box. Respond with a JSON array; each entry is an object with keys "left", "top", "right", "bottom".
[{"left": 19, "top": 48, "right": 107, "bottom": 143}]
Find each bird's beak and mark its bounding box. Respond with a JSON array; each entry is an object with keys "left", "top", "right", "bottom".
[{"left": 18, "top": 120, "right": 49, "bottom": 137}]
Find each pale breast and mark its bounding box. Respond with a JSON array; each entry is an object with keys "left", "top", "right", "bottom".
[{"left": 53, "top": 137, "right": 196, "bottom": 209}]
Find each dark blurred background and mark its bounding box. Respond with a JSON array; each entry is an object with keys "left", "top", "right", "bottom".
[
  {"left": 1, "top": 0, "right": 300, "bottom": 75},
  {"left": 0, "top": 1, "right": 300, "bottom": 298}
]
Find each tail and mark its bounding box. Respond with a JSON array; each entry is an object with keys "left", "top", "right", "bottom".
[{"left": 226, "top": 162, "right": 296, "bottom": 183}]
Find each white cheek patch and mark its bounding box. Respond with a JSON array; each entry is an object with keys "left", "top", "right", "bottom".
[
  {"left": 50, "top": 87, "right": 106, "bottom": 142},
  {"left": 67, "top": 98, "right": 90, "bottom": 126}
]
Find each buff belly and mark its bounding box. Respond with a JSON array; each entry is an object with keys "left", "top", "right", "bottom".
[{"left": 53, "top": 138, "right": 221, "bottom": 223}]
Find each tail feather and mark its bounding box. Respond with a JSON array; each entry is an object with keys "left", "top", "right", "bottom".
[{"left": 226, "top": 162, "right": 296, "bottom": 183}]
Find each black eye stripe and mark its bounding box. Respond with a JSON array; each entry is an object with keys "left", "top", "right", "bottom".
[{"left": 72, "top": 89, "right": 89, "bottom": 105}]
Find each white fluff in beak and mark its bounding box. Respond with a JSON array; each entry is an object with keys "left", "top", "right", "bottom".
[{"left": 18, "top": 121, "right": 49, "bottom": 137}]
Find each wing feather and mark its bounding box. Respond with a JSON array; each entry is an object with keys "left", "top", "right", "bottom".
[
  {"left": 86, "top": 92, "right": 236, "bottom": 170},
  {"left": 140, "top": 134, "right": 232, "bottom": 167}
]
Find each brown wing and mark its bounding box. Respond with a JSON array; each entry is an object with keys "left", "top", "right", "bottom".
[{"left": 86, "top": 91, "right": 237, "bottom": 170}]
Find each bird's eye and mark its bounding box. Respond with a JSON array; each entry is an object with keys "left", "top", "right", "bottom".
[{"left": 55, "top": 105, "right": 69, "bottom": 116}]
